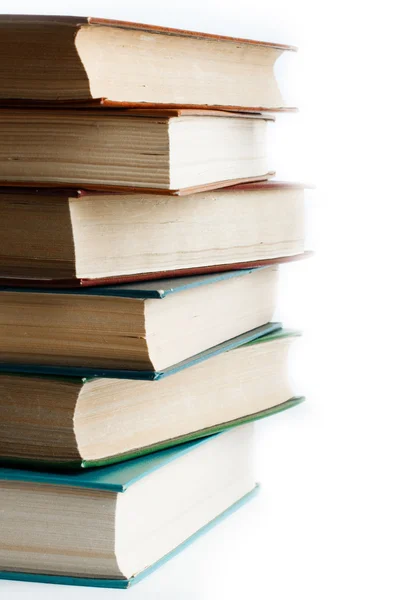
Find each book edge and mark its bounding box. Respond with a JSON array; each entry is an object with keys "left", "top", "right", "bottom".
[{"left": 84, "top": 397, "right": 305, "bottom": 467}]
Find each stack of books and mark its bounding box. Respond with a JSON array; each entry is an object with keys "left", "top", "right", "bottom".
[{"left": 0, "top": 15, "right": 308, "bottom": 589}]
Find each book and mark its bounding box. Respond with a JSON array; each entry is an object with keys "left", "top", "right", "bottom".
[
  {"left": 0, "top": 328, "right": 303, "bottom": 468},
  {"left": 0, "top": 425, "right": 257, "bottom": 588},
  {"left": 0, "top": 267, "right": 282, "bottom": 372},
  {"left": 0, "top": 181, "right": 307, "bottom": 284},
  {"left": 0, "top": 108, "right": 274, "bottom": 191},
  {"left": 0, "top": 15, "right": 296, "bottom": 112}
]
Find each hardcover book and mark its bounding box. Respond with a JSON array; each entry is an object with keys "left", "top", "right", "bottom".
[
  {"left": 0, "top": 108, "right": 274, "bottom": 191},
  {"left": 0, "top": 327, "right": 303, "bottom": 468},
  {"left": 0, "top": 267, "right": 282, "bottom": 372},
  {"left": 0, "top": 181, "right": 308, "bottom": 284},
  {"left": 0, "top": 425, "right": 258, "bottom": 588},
  {"left": 0, "top": 15, "right": 296, "bottom": 111}
]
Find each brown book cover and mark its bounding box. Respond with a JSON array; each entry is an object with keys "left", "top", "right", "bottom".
[
  {"left": 0, "top": 173, "right": 275, "bottom": 196},
  {"left": 0, "top": 180, "right": 311, "bottom": 288},
  {"left": 0, "top": 253, "right": 312, "bottom": 289},
  {"left": 0, "top": 179, "right": 309, "bottom": 198},
  {"left": 0, "top": 15, "right": 297, "bottom": 112},
  {"left": 0, "top": 108, "right": 275, "bottom": 193},
  {"left": 0, "top": 14, "right": 298, "bottom": 50}
]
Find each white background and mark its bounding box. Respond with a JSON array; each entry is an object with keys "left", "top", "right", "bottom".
[{"left": 1, "top": 0, "right": 400, "bottom": 598}]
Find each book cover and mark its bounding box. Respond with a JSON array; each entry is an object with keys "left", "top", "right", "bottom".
[
  {"left": 0, "top": 323, "right": 299, "bottom": 380},
  {"left": 0, "top": 486, "right": 259, "bottom": 588},
  {"left": 0, "top": 15, "right": 297, "bottom": 54},
  {"left": 0, "top": 430, "right": 222, "bottom": 491},
  {"left": 0, "top": 324, "right": 304, "bottom": 469},
  {"left": 0, "top": 181, "right": 311, "bottom": 287},
  {"left": 0, "top": 431, "right": 262, "bottom": 588},
  {"left": 0, "top": 179, "right": 308, "bottom": 198},
  {"left": 0, "top": 252, "right": 311, "bottom": 288},
  {"left": 0, "top": 397, "right": 304, "bottom": 470},
  {"left": 0, "top": 266, "right": 274, "bottom": 298},
  {"left": 0, "top": 171, "right": 275, "bottom": 196},
  {"left": 0, "top": 16, "right": 297, "bottom": 112}
]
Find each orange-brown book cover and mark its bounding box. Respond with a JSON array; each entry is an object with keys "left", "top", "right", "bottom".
[
  {"left": 0, "top": 15, "right": 297, "bottom": 112},
  {"left": 0, "top": 181, "right": 311, "bottom": 288},
  {"left": 0, "top": 108, "right": 275, "bottom": 191},
  {"left": 0, "top": 253, "right": 310, "bottom": 289}
]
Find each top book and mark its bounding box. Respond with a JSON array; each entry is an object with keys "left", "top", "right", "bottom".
[{"left": 0, "top": 15, "right": 296, "bottom": 111}]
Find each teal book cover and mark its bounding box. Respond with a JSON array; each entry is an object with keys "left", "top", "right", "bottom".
[
  {"left": 0, "top": 266, "right": 284, "bottom": 379},
  {"left": 0, "top": 432, "right": 259, "bottom": 589},
  {"left": 0, "top": 322, "right": 290, "bottom": 380},
  {"left": 0, "top": 327, "right": 304, "bottom": 470},
  {"left": 0, "top": 265, "right": 263, "bottom": 299},
  {"left": 0, "top": 432, "right": 220, "bottom": 491},
  {"left": 0, "top": 489, "right": 259, "bottom": 589}
]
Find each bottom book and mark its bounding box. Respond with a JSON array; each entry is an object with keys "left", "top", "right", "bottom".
[{"left": 0, "top": 424, "right": 257, "bottom": 588}]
